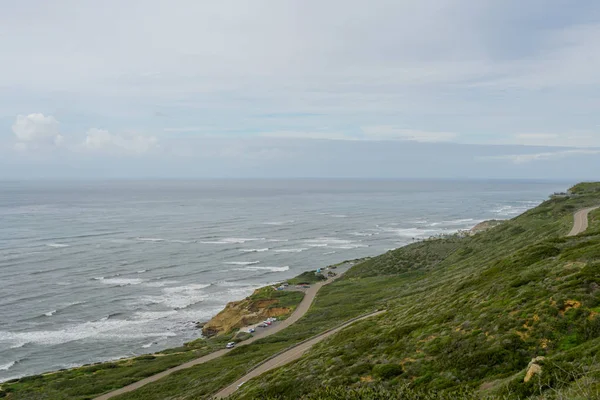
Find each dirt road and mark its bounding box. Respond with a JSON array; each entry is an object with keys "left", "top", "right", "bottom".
[
  {"left": 94, "top": 268, "right": 348, "bottom": 400},
  {"left": 213, "top": 310, "right": 386, "bottom": 399},
  {"left": 568, "top": 206, "right": 599, "bottom": 236}
]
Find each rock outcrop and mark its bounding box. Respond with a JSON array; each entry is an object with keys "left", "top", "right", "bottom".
[
  {"left": 469, "top": 220, "right": 503, "bottom": 235},
  {"left": 201, "top": 289, "right": 296, "bottom": 337},
  {"left": 524, "top": 356, "right": 545, "bottom": 382}
]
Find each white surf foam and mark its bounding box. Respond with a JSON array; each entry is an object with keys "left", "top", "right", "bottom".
[
  {"left": 0, "top": 361, "right": 16, "bottom": 371},
  {"left": 223, "top": 261, "right": 260, "bottom": 265},
  {"left": 429, "top": 218, "right": 479, "bottom": 227},
  {"left": 0, "top": 319, "right": 178, "bottom": 347},
  {"left": 140, "top": 283, "right": 211, "bottom": 309},
  {"left": 263, "top": 220, "right": 295, "bottom": 225},
  {"left": 44, "top": 310, "right": 57, "bottom": 317},
  {"left": 201, "top": 238, "right": 264, "bottom": 244},
  {"left": 240, "top": 248, "right": 269, "bottom": 253},
  {"left": 142, "top": 342, "right": 154, "bottom": 348},
  {"left": 137, "top": 237, "right": 165, "bottom": 242},
  {"left": 46, "top": 243, "right": 69, "bottom": 248},
  {"left": 97, "top": 278, "right": 144, "bottom": 286},
  {"left": 332, "top": 244, "right": 369, "bottom": 249},
  {"left": 239, "top": 266, "right": 290, "bottom": 272},
  {"left": 382, "top": 227, "right": 443, "bottom": 238},
  {"left": 492, "top": 205, "right": 532, "bottom": 216},
  {"left": 323, "top": 251, "right": 337, "bottom": 255},
  {"left": 144, "top": 280, "right": 178, "bottom": 288},
  {"left": 305, "top": 237, "right": 352, "bottom": 246},
  {"left": 133, "top": 310, "right": 178, "bottom": 320},
  {"left": 273, "top": 248, "right": 307, "bottom": 253}
]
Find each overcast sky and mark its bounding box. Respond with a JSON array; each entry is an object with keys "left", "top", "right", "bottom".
[{"left": 1, "top": 0, "right": 600, "bottom": 179}]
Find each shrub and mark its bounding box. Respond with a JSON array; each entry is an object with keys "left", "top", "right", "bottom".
[{"left": 372, "top": 363, "right": 403, "bottom": 379}]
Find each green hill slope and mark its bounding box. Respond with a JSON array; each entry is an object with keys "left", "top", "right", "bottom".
[
  {"left": 233, "top": 183, "right": 600, "bottom": 400},
  {"left": 3, "top": 183, "right": 599, "bottom": 400}
]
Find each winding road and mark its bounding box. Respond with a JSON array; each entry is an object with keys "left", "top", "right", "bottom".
[
  {"left": 208, "top": 204, "right": 600, "bottom": 398},
  {"left": 568, "top": 206, "right": 599, "bottom": 236},
  {"left": 213, "top": 310, "right": 385, "bottom": 399},
  {"left": 94, "top": 267, "right": 348, "bottom": 400}
]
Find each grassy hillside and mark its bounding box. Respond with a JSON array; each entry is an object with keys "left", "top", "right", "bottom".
[
  {"left": 3, "top": 183, "right": 599, "bottom": 400},
  {"left": 233, "top": 183, "right": 600, "bottom": 400}
]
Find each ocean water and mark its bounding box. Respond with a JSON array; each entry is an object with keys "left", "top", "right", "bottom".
[{"left": 0, "top": 179, "right": 570, "bottom": 381}]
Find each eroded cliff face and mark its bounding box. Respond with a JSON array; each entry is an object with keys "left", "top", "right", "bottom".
[
  {"left": 201, "top": 290, "right": 294, "bottom": 337},
  {"left": 469, "top": 220, "right": 503, "bottom": 235}
]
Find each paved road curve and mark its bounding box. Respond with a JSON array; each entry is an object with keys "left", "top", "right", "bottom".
[
  {"left": 568, "top": 206, "right": 600, "bottom": 236},
  {"left": 213, "top": 310, "right": 386, "bottom": 399},
  {"left": 94, "top": 270, "right": 347, "bottom": 400}
]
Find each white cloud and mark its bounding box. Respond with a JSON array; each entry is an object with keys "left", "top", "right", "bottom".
[
  {"left": 259, "top": 128, "right": 459, "bottom": 142},
  {"left": 84, "top": 128, "right": 158, "bottom": 155},
  {"left": 361, "top": 126, "right": 458, "bottom": 142},
  {"left": 481, "top": 149, "right": 600, "bottom": 164},
  {"left": 259, "top": 131, "right": 355, "bottom": 141},
  {"left": 12, "top": 113, "right": 63, "bottom": 150}
]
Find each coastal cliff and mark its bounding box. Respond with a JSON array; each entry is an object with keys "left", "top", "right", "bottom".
[{"left": 202, "top": 286, "right": 304, "bottom": 337}]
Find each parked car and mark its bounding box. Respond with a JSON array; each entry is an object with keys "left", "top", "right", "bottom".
[
  {"left": 249, "top": 328, "right": 255, "bottom": 333},
  {"left": 264, "top": 320, "right": 272, "bottom": 325},
  {"left": 258, "top": 323, "right": 268, "bottom": 328},
  {"left": 226, "top": 342, "right": 235, "bottom": 349}
]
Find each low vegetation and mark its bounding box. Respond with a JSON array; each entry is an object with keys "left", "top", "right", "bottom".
[
  {"left": 233, "top": 183, "right": 600, "bottom": 400},
  {"left": 286, "top": 271, "right": 327, "bottom": 285},
  {"left": 3, "top": 182, "right": 600, "bottom": 400}
]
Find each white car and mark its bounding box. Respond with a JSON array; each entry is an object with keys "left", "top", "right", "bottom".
[{"left": 226, "top": 342, "right": 235, "bottom": 349}]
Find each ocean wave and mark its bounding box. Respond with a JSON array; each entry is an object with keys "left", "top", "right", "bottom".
[
  {"left": 266, "top": 238, "right": 289, "bottom": 242},
  {"left": 236, "top": 266, "right": 290, "bottom": 272},
  {"left": 0, "top": 318, "right": 178, "bottom": 347},
  {"left": 223, "top": 261, "right": 260, "bottom": 265},
  {"left": 100, "top": 312, "right": 125, "bottom": 321},
  {"left": 330, "top": 214, "right": 348, "bottom": 218},
  {"left": 350, "top": 232, "right": 374, "bottom": 237},
  {"left": 380, "top": 227, "right": 445, "bottom": 238},
  {"left": 429, "top": 218, "right": 479, "bottom": 227},
  {"left": 95, "top": 277, "right": 145, "bottom": 286},
  {"left": 44, "top": 310, "right": 57, "bottom": 317},
  {"left": 136, "top": 237, "right": 165, "bottom": 242},
  {"left": 139, "top": 283, "right": 211, "bottom": 309},
  {"left": 45, "top": 243, "right": 69, "bottom": 248},
  {"left": 133, "top": 310, "right": 178, "bottom": 320},
  {"left": 263, "top": 220, "right": 295, "bottom": 226},
  {"left": 0, "top": 361, "right": 16, "bottom": 371},
  {"left": 331, "top": 244, "right": 369, "bottom": 249},
  {"left": 273, "top": 248, "right": 307, "bottom": 253},
  {"left": 304, "top": 237, "right": 353, "bottom": 247},
  {"left": 492, "top": 205, "right": 531, "bottom": 216},
  {"left": 137, "top": 269, "right": 148, "bottom": 274},
  {"left": 142, "top": 342, "right": 154, "bottom": 348},
  {"left": 201, "top": 238, "right": 264, "bottom": 244},
  {"left": 144, "top": 280, "right": 178, "bottom": 288},
  {"left": 323, "top": 251, "right": 337, "bottom": 255},
  {"left": 239, "top": 248, "right": 269, "bottom": 253}
]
